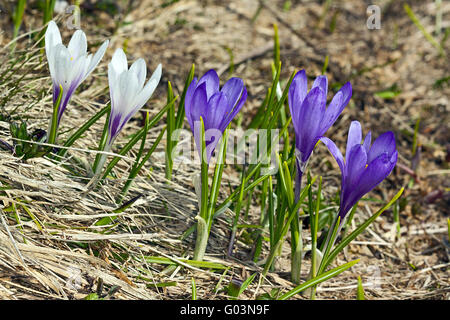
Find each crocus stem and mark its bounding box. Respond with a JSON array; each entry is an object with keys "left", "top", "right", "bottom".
[
  {"left": 193, "top": 162, "right": 210, "bottom": 261},
  {"left": 193, "top": 118, "right": 209, "bottom": 261},
  {"left": 291, "top": 160, "right": 303, "bottom": 284},
  {"left": 47, "top": 85, "right": 63, "bottom": 146},
  {"left": 94, "top": 143, "right": 111, "bottom": 176}
]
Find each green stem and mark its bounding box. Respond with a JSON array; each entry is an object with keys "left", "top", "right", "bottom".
[
  {"left": 92, "top": 107, "right": 112, "bottom": 175},
  {"left": 56, "top": 106, "right": 109, "bottom": 159},
  {"left": 193, "top": 117, "right": 209, "bottom": 261},
  {"left": 47, "top": 85, "right": 63, "bottom": 146},
  {"left": 117, "top": 126, "right": 166, "bottom": 204}
]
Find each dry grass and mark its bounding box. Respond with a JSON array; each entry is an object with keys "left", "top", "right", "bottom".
[{"left": 0, "top": 0, "right": 449, "bottom": 300}]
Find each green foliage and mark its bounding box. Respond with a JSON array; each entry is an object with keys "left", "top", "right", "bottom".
[
  {"left": 8, "top": 121, "right": 47, "bottom": 160},
  {"left": 226, "top": 274, "right": 257, "bottom": 300}
]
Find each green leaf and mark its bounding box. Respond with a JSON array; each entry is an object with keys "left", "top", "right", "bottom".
[
  {"left": 84, "top": 293, "right": 100, "bottom": 300},
  {"left": 357, "top": 276, "right": 365, "bottom": 300},
  {"left": 374, "top": 84, "right": 401, "bottom": 100},
  {"left": 322, "top": 187, "right": 404, "bottom": 271},
  {"left": 227, "top": 273, "right": 257, "bottom": 300},
  {"left": 278, "top": 259, "right": 360, "bottom": 300},
  {"left": 191, "top": 278, "right": 197, "bottom": 300}
]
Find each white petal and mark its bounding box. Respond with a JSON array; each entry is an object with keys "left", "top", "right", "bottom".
[
  {"left": 53, "top": 44, "right": 71, "bottom": 89},
  {"left": 67, "top": 30, "right": 87, "bottom": 60},
  {"left": 132, "top": 63, "right": 162, "bottom": 111},
  {"left": 129, "top": 58, "right": 147, "bottom": 89},
  {"left": 45, "top": 21, "right": 62, "bottom": 78},
  {"left": 84, "top": 40, "right": 109, "bottom": 80},
  {"left": 108, "top": 62, "right": 121, "bottom": 111},
  {"left": 117, "top": 70, "right": 140, "bottom": 115},
  {"left": 110, "top": 48, "right": 128, "bottom": 74},
  {"left": 45, "top": 21, "right": 62, "bottom": 56},
  {"left": 67, "top": 55, "right": 88, "bottom": 88}
]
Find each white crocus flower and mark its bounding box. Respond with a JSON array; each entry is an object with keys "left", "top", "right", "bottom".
[
  {"left": 45, "top": 20, "right": 109, "bottom": 127},
  {"left": 106, "top": 48, "right": 162, "bottom": 147},
  {"left": 92, "top": 48, "right": 162, "bottom": 175}
]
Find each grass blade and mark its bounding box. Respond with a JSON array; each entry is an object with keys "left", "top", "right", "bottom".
[{"left": 278, "top": 259, "right": 360, "bottom": 300}]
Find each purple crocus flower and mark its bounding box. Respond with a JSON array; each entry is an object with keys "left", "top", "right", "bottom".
[
  {"left": 45, "top": 21, "right": 109, "bottom": 126},
  {"left": 185, "top": 69, "right": 247, "bottom": 163},
  {"left": 321, "top": 121, "right": 398, "bottom": 220},
  {"left": 289, "top": 70, "right": 352, "bottom": 171},
  {"left": 288, "top": 70, "right": 352, "bottom": 199}
]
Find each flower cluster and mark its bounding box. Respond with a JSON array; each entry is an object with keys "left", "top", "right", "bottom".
[
  {"left": 45, "top": 22, "right": 161, "bottom": 174},
  {"left": 42, "top": 21, "right": 398, "bottom": 266}
]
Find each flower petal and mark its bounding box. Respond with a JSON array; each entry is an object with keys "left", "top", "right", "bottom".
[
  {"left": 131, "top": 63, "right": 162, "bottom": 114},
  {"left": 205, "top": 92, "right": 229, "bottom": 131},
  {"left": 197, "top": 69, "right": 220, "bottom": 100},
  {"left": 129, "top": 58, "right": 147, "bottom": 89},
  {"left": 220, "top": 86, "right": 247, "bottom": 132},
  {"left": 363, "top": 131, "right": 372, "bottom": 154},
  {"left": 185, "top": 77, "right": 198, "bottom": 131},
  {"left": 319, "top": 82, "right": 352, "bottom": 134},
  {"left": 344, "top": 150, "right": 397, "bottom": 214},
  {"left": 288, "top": 70, "right": 307, "bottom": 128},
  {"left": 188, "top": 82, "right": 208, "bottom": 131},
  {"left": 311, "top": 75, "right": 328, "bottom": 95},
  {"left": 83, "top": 40, "right": 109, "bottom": 81},
  {"left": 295, "top": 86, "right": 326, "bottom": 161},
  {"left": 345, "top": 144, "right": 367, "bottom": 191},
  {"left": 221, "top": 77, "right": 244, "bottom": 110},
  {"left": 367, "top": 131, "right": 396, "bottom": 164},
  {"left": 320, "top": 136, "right": 345, "bottom": 175},
  {"left": 109, "top": 48, "right": 128, "bottom": 75},
  {"left": 45, "top": 21, "right": 62, "bottom": 58},
  {"left": 67, "top": 30, "right": 87, "bottom": 60},
  {"left": 52, "top": 44, "right": 71, "bottom": 89},
  {"left": 345, "top": 120, "right": 362, "bottom": 164}
]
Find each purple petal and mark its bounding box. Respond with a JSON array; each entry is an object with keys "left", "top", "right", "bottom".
[
  {"left": 184, "top": 77, "right": 198, "bottom": 125},
  {"left": 188, "top": 82, "right": 208, "bottom": 132},
  {"left": 345, "top": 144, "right": 367, "bottom": 191},
  {"left": 288, "top": 70, "right": 308, "bottom": 126},
  {"left": 345, "top": 121, "right": 362, "bottom": 164},
  {"left": 108, "top": 111, "right": 123, "bottom": 144},
  {"left": 319, "top": 82, "right": 352, "bottom": 134},
  {"left": 295, "top": 86, "right": 326, "bottom": 161},
  {"left": 221, "top": 77, "right": 244, "bottom": 110},
  {"left": 339, "top": 81, "right": 352, "bottom": 109},
  {"left": 219, "top": 86, "right": 247, "bottom": 132},
  {"left": 56, "top": 79, "right": 81, "bottom": 124},
  {"left": 205, "top": 127, "right": 223, "bottom": 163},
  {"left": 367, "top": 131, "right": 396, "bottom": 163},
  {"left": 197, "top": 69, "right": 219, "bottom": 100},
  {"left": 363, "top": 131, "right": 372, "bottom": 154},
  {"left": 205, "top": 92, "right": 229, "bottom": 131},
  {"left": 320, "top": 137, "right": 345, "bottom": 175},
  {"left": 344, "top": 150, "right": 397, "bottom": 213},
  {"left": 312, "top": 75, "right": 328, "bottom": 95}
]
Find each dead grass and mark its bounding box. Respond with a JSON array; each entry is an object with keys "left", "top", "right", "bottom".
[{"left": 0, "top": 0, "right": 449, "bottom": 300}]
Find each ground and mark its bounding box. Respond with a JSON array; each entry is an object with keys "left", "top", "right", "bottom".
[{"left": 0, "top": 0, "right": 448, "bottom": 300}]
